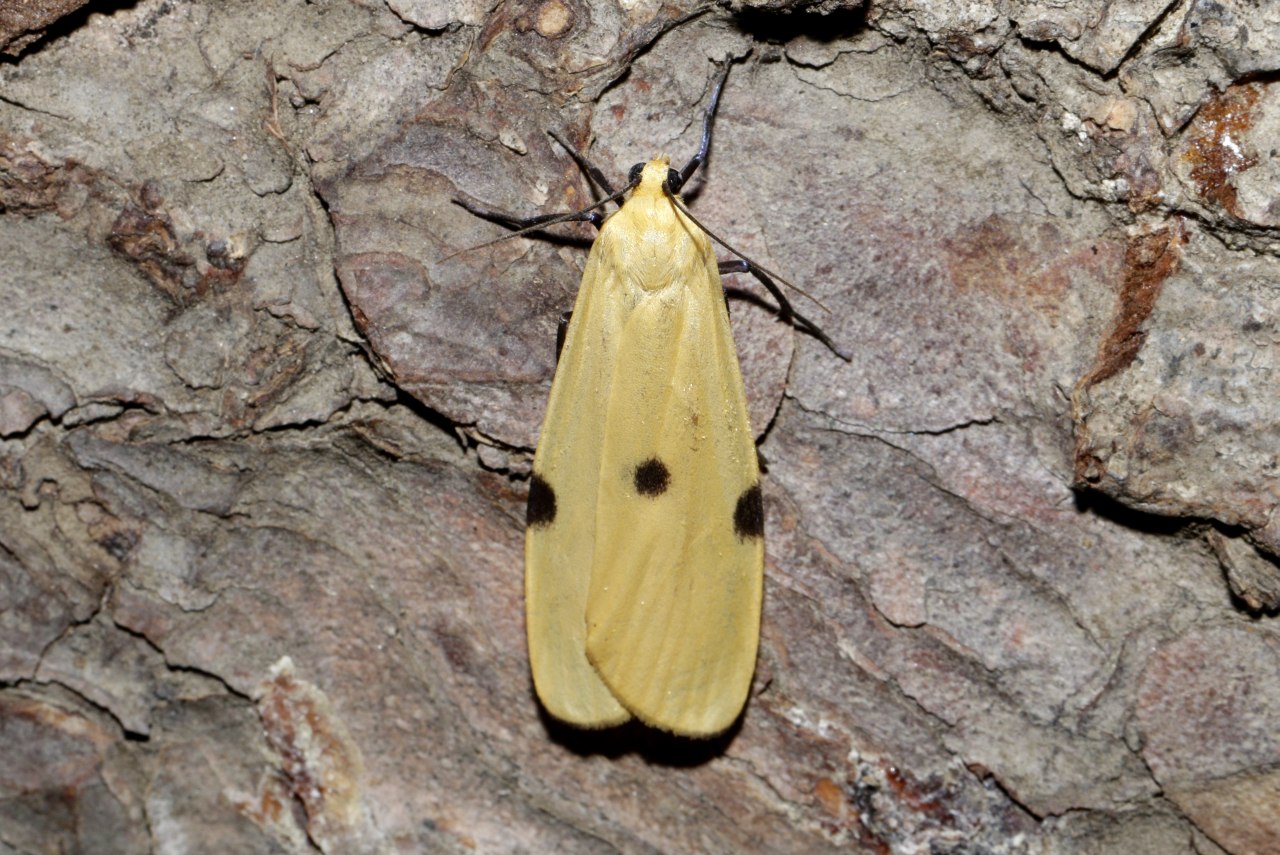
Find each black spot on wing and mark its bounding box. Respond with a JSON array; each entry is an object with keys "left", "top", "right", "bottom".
[
  {"left": 733, "top": 484, "right": 763, "bottom": 540},
  {"left": 527, "top": 473, "right": 557, "bottom": 528},
  {"left": 633, "top": 458, "right": 671, "bottom": 497}
]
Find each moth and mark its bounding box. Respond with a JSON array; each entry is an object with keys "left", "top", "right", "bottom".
[{"left": 457, "top": 59, "right": 845, "bottom": 736}]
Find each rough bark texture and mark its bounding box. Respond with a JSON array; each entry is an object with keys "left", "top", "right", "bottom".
[{"left": 2, "top": 1, "right": 1279, "bottom": 852}]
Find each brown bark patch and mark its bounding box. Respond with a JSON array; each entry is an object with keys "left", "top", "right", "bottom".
[{"left": 1179, "top": 82, "right": 1263, "bottom": 219}]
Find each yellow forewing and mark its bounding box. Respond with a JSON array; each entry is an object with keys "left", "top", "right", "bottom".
[{"left": 524, "top": 159, "right": 763, "bottom": 736}]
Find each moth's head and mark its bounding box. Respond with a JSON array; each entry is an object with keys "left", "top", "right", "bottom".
[{"left": 627, "top": 155, "right": 683, "bottom": 199}]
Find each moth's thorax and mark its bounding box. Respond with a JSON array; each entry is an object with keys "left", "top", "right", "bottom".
[
  {"left": 631, "top": 157, "right": 673, "bottom": 201},
  {"left": 599, "top": 157, "right": 713, "bottom": 294}
]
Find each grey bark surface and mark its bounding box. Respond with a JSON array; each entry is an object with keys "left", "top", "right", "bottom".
[{"left": 2, "top": 0, "right": 1279, "bottom": 852}]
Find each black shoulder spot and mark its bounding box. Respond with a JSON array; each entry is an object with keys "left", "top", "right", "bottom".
[
  {"left": 633, "top": 457, "right": 671, "bottom": 497},
  {"left": 527, "top": 473, "right": 557, "bottom": 528},
  {"left": 733, "top": 483, "right": 763, "bottom": 540}
]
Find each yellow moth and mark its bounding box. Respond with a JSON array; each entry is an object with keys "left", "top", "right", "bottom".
[
  {"left": 458, "top": 61, "right": 843, "bottom": 737},
  {"left": 524, "top": 150, "right": 761, "bottom": 736}
]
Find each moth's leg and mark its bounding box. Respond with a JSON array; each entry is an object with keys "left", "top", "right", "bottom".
[
  {"left": 674, "top": 58, "right": 733, "bottom": 191},
  {"left": 718, "top": 258, "right": 852, "bottom": 362},
  {"left": 547, "top": 130, "right": 617, "bottom": 198},
  {"left": 453, "top": 196, "right": 604, "bottom": 232},
  {"left": 455, "top": 125, "right": 630, "bottom": 236}
]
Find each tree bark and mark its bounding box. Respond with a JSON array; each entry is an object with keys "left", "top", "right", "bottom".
[{"left": 2, "top": 1, "right": 1279, "bottom": 852}]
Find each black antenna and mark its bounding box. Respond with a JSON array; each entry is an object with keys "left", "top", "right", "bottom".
[
  {"left": 667, "top": 190, "right": 851, "bottom": 361},
  {"left": 672, "top": 56, "right": 733, "bottom": 194}
]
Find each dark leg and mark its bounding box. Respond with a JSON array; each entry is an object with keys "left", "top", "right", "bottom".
[
  {"left": 453, "top": 196, "right": 603, "bottom": 231},
  {"left": 548, "top": 130, "right": 617, "bottom": 198},
  {"left": 674, "top": 57, "right": 733, "bottom": 192},
  {"left": 452, "top": 142, "right": 639, "bottom": 247},
  {"left": 718, "top": 258, "right": 852, "bottom": 362}
]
